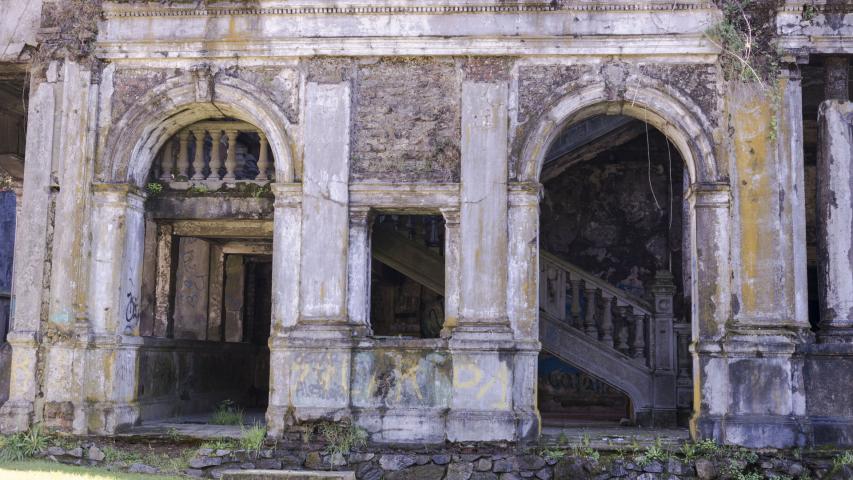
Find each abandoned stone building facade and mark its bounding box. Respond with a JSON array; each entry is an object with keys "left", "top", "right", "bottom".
[{"left": 0, "top": 0, "right": 851, "bottom": 450}]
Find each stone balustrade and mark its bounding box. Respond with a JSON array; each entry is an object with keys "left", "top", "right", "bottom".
[
  {"left": 540, "top": 250, "right": 663, "bottom": 367},
  {"left": 155, "top": 121, "right": 272, "bottom": 189}
]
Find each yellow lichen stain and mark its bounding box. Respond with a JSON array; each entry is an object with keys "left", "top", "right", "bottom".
[{"left": 732, "top": 84, "right": 776, "bottom": 314}]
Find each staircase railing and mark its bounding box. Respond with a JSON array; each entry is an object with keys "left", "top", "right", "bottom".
[{"left": 539, "top": 251, "right": 676, "bottom": 371}]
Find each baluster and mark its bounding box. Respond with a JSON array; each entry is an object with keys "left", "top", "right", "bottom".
[
  {"left": 176, "top": 130, "right": 190, "bottom": 179},
  {"left": 615, "top": 306, "right": 630, "bottom": 354},
  {"left": 570, "top": 279, "right": 582, "bottom": 329},
  {"left": 256, "top": 132, "right": 270, "bottom": 181},
  {"left": 223, "top": 129, "right": 239, "bottom": 181},
  {"left": 191, "top": 128, "right": 206, "bottom": 180},
  {"left": 599, "top": 293, "right": 614, "bottom": 344},
  {"left": 631, "top": 314, "right": 647, "bottom": 362},
  {"left": 583, "top": 287, "right": 598, "bottom": 336},
  {"left": 208, "top": 129, "right": 223, "bottom": 180},
  {"left": 159, "top": 139, "right": 174, "bottom": 181}
]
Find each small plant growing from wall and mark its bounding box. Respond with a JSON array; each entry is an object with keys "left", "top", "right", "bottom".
[
  {"left": 146, "top": 182, "right": 163, "bottom": 196},
  {"left": 239, "top": 423, "right": 267, "bottom": 457},
  {"left": 317, "top": 420, "right": 368, "bottom": 457},
  {"left": 706, "top": 0, "right": 784, "bottom": 140},
  {"left": 0, "top": 172, "right": 12, "bottom": 191}
]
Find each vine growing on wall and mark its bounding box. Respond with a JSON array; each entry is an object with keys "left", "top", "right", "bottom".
[{"left": 707, "top": 0, "right": 785, "bottom": 139}]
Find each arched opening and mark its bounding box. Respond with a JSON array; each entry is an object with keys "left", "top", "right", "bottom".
[
  {"left": 132, "top": 118, "right": 276, "bottom": 431},
  {"left": 535, "top": 111, "right": 695, "bottom": 429}
]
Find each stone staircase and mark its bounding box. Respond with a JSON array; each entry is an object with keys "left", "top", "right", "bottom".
[{"left": 539, "top": 251, "right": 679, "bottom": 426}]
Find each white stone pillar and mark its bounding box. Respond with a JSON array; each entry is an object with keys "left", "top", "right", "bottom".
[
  {"left": 816, "top": 101, "right": 853, "bottom": 340},
  {"left": 456, "top": 81, "right": 511, "bottom": 338},
  {"left": 688, "top": 183, "right": 732, "bottom": 437},
  {"left": 298, "top": 81, "right": 351, "bottom": 334},
  {"left": 84, "top": 184, "right": 146, "bottom": 433},
  {"left": 347, "top": 206, "right": 373, "bottom": 335},
  {"left": 440, "top": 207, "right": 461, "bottom": 336},
  {"left": 447, "top": 81, "right": 516, "bottom": 443},
  {"left": 87, "top": 185, "right": 146, "bottom": 335},
  {"left": 270, "top": 183, "right": 302, "bottom": 335},
  {"left": 507, "top": 182, "right": 540, "bottom": 341},
  {"left": 0, "top": 78, "right": 56, "bottom": 433},
  {"left": 269, "top": 82, "right": 352, "bottom": 435}
]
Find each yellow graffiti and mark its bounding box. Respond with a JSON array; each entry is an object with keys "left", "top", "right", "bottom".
[
  {"left": 453, "top": 362, "right": 483, "bottom": 389},
  {"left": 396, "top": 362, "right": 423, "bottom": 402},
  {"left": 454, "top": 360, "right": 510, "bottom": 410}
]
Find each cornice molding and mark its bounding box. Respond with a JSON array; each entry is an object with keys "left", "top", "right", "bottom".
[{"left": 103, "top": 2, "right": 717, "bottom": 19}]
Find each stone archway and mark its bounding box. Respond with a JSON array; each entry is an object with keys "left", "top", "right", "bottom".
[
  {"left": 518, "top": 84, "right": 731, "bottom": 435},
  {"left": 82, "top": 72, "right": 300, "bottom": 433},
  {"left": 101, "top": 71, "right": 298, "bottom": 187}
]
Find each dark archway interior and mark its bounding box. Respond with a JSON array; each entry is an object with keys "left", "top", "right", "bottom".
[{"left": 538, "top": 114, "right": 689, "bottom": 426}]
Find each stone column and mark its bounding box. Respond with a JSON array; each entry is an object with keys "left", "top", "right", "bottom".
[
  {"left": 298, "top": 82, "right": 351, "bottom": 335},
  {"left": 0, "top": 77, "right": 59, "bottom": 432},
  {"left": 347, "top": 206, "right": 373, "bottom": 336},
  {"left": 817, "top": 87, "right": 853, "bottom": 340},
  {"left": 507, "top": 182, "right": 541, "bottom": 441},
  {"left": 448, "top": 81, "right": 515, "bottom": 442},
  {"left": 440, "top": 208, "right": 460, "bottom": 336},
  {"left": 651, "top": 269, "right": 677, "bottom": 425},
  {"left": 269, "top": 82, "right": 352, "bottom": 434},
  {"left": 266, "top": 182, "right": 301, "bottom": 436},
  {"left": 807, "top": 94, "right": 853, "bottom": 445},
  {"left": 688, "top": 183, "right": 732, "bottom": 439},
  {"left": 456, "top": 82, "right": 512, "bottom": 337},
  {"left": 153, "top": 224, "right": 174, "bottom": 338},
  {"left": 84, "top": 184, "right": 146, "bottom": 433},
  {"left": 507, "top": 182, "right": 540, "bottom": 341}
]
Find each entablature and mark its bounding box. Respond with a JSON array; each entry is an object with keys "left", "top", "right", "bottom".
[{"left": 97, "top": 0, "right": 721, "bottom": 59}]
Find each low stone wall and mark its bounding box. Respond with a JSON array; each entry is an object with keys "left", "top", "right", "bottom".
[{"left": 36, "top": 439, "right": 853, "bottom": 480}]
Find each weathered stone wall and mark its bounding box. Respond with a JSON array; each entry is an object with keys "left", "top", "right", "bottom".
[{"left": 351, "top": 58, "right": 461, "bottom": 183}]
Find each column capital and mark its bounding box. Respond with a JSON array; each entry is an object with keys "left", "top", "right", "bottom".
[
  {"left": 440, "top": 207, "right": 460, "bottom": 225},
  {"left": 349, "top": 205, "right": 373, "bottom": 225},
  {"left": 507, "top": 181, "right": 543, "bottom": 206},
  {"left": 687, "top": 182, "right": 731, "bottom": 208},
  {"left": 91, "top": 183, "right": 147, "bottom": 207},
  {"left": 271, "top": 182, "right": 302, "bottom": 208}
]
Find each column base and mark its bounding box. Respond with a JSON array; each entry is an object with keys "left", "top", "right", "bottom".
[
  {"left": 0, "top": 400, "right": 34, "bottom": 433},
  {"left": 86, "top": 401, "right": 140, "bottom": 434},
  {"left": 811, "top": 416, "right": 853, "bottom": 446},
  {"left": 354, "top": 407, "right": 448, "bottom": 445},
  {"left": 691, "top": 414, "right": 809, "bottom": 448},
  {"left": 805, "top": 342, "right": 853, "bottom": 446},
  {"left": 447, "top": 409, "right": 517, "bottom": 442}
]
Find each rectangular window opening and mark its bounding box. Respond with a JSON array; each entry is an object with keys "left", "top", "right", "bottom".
[{"left": 370, "top": 214, "right": 446, "bottom": 339}]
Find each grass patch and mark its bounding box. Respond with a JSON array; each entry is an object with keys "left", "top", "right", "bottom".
[
  {"left": 199, "top": 438, "right": 238, "bottom": 451},
  {"left": 209, "top": 400, "right": 244, "bottom": 426},
  {"left": 318, "top": 420, "right": 368, "bottom": 457},
  {"left": 240, "top": 423, "right": 267, "bottom": 456},
  {"left": 0, "top": 460, "right": 183, "bottom": 479},
  {"left": 0, "top": 424, "right": 51, "bottom": 462}
]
